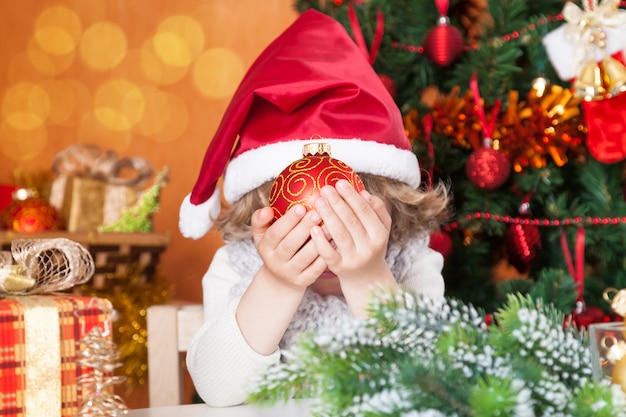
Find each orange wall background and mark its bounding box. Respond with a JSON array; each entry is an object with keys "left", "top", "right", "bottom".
[{"left": 0, "top": 0, "right": 299, "bottom": 304}]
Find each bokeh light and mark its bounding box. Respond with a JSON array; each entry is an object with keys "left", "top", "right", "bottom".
[
  {"left": 140, "top": 41, "right": 189, "bottom": 86},
  {"left": 152, "top": 15, "right": 204, "bottom": 68},
  {"left": 145, "top": 93, "right": 188, "bottom": 143},
  {"left": 0, "top": 120, "right": 48, "bottom": 161},
  {"left": 27, "top": 37, "right": 75, "bottom": 76},
  {"left": 78, "top": 112, "right": 132, "bottom": 151},
  {"left": 54, "top": 79, "right": 92, "bottom": 127},
  {"left": 94, "top": 79, "right": 145, "bottom": 131},
  {"left": 133, "top": 86, "right": 172, "bottom": 136},
  {"left": 0, "top": 1, "right": 277, "bottom": 161},
  {"left": 7, "top": 52, "right": 47, "bottom": 83},
  {"left": 40, "top": 79, "right": 91, "bottom": 126},
  {"left": 34, "top": 6, "right": 82, "bottom": 56},
  {"left": 2, "top": 82, "right": 51, "bottom": 130},
  {"left": 192, "top": 4, "right": 238, "bottom": 48},
  {"left": 193, "top": 48, "right": 244, "bottom": 99},
  {"left": 80, "top": 22, "right": 128, "bottom": 71}
]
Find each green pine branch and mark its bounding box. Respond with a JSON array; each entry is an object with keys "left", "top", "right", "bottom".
[
  {"left": 98, "top": 166, "right": 169, "bottom": 233},
  {"left": 248, "top": 292, "right": 626, "bottom": 416}
]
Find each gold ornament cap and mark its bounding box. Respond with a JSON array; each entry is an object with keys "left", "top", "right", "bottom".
[
  {"left": 302, "top": 142, "right": 331, "bottom": 157},
  {"left": 604, "top": 287, "right": 626, "bottom": 317}
]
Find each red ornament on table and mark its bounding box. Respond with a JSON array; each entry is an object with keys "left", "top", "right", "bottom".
[
  {"left": 466, "top": 140, "right": 511, "bottom": 190},
  {"left": 269, "top": 143, "right": 364, "bottom": 221},
  {"left": 0, "top": 188, "right": 64, "bottom": 232},
  {"left": 423, "top": 0, "right": 465, "bottom": 66}
]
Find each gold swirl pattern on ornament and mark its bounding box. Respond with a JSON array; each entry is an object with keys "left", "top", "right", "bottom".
[{"left": 269, "top": 155, "right": 363, "bottom": 219}]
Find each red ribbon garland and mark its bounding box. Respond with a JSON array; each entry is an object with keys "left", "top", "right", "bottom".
[
  {"left": 560, "top": 227, "right": 586, "bottom": 302},
  {"left": 347, "top": 2, "right": 384, "bottom": 65},
  {"left": 434, "top": 0, "right": 450, "bottom": 16},
  {"left": 469, "top": 73, "right": 501, "bottom": 144}
]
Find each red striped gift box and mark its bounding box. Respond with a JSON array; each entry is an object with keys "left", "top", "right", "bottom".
[{"left": 0, "top": 295, "right": 113, "bottom": 417}]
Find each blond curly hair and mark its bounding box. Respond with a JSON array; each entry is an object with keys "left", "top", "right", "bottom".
[{"left": 217, "top": 173, "right": 451, "bottom": 246}]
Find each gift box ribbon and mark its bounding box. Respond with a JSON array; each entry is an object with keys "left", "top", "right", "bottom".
[
  {"left": 52, "top": 143, "right": 153, "bottom": 188},
  {"left": 7, "top": 295, "right": 63, "bottom": 417},
  {"left": 0, "top": 238, "right": 94, "bottom": 295}
]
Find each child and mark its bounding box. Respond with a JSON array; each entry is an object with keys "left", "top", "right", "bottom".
[{"left": 178, "top": 9, "right": 450, "bottom": 407}]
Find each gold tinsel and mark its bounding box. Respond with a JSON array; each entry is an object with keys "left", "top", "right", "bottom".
[
  {"left": 79, "top": 263, "right": 171, "bottom": 391},
  {"left": 410, "top": 83, "right": 588, "bottom": 173}
]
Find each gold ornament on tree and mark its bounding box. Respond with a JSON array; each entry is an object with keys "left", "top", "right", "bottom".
[
  {"left": 604, "top": 287, "right": 626, "bottom": 318},
  {"left": 558, "top": 0, "right": 626, "bottom": 101}
]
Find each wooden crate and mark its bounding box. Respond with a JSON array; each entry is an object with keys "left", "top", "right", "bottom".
[{"left": 0, "top": 231, "right": 170, "bottom": 289}]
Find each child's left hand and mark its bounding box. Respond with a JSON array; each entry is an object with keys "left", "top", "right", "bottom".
[{"left": 310, "top": 179, "right": 397, "bottom": 301}]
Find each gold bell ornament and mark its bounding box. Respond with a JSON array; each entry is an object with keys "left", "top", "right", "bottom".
[
  {"left": 574, "top": 61, "right": 606, "bottom": 101},
  {"left": 603, "top": 287, "right": 626, "bottom": 318},
  {"left": 602, "top": 56, "right": 626, "bottom": 97}
]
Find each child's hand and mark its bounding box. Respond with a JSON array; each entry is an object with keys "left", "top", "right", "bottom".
[
  {"left": 251, "top": 204, "right": 327, "bottom": 290},
  {"left": 310, "top": 180, "right": 398, "bottom": 314}
]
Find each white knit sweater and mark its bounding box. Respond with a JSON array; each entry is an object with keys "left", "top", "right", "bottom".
[{"left": 186, "top": 238, "right": 444, "bottom": 407}]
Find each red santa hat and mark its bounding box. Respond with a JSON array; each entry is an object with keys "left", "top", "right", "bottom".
[{"left": 179, "top": 9, "right": 421, "bottom": 239}]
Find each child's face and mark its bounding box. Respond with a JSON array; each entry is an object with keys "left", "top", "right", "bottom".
[{"left": 309, "top": 270, "right": 342, "bottom": 296}]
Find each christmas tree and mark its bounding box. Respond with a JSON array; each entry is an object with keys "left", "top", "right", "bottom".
[{"left": 294, "top": 0, "right": 626, "bottom": 321}]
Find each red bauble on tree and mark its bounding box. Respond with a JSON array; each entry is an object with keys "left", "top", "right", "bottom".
[
  {"left": 423, "top": 0, "right": 465, "bottom": 66},
  {"left": 506, "top": 197, "right": 541, "bottom": 273},
  {"left": 507, "top": 224, "right": 541, "bottom": 273},
  {"left": 466, "top": 142, "right": 511, "bottom": 190},
  {"left": 269, "top": 143, "right": 364, "bottom": 221},
  {"left": 379, "top": 74, "right": 397, "bottom": 99},
  {"left": 429, "top": 229, "right": 453, "bottom": 259},
  {"left": 570, "top": 303, "right": 611, "bottom": 329}
]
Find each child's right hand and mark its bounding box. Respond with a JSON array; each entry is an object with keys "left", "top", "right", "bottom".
[{"left": 251, "top": 204, "right": 327, "bottom": 290}]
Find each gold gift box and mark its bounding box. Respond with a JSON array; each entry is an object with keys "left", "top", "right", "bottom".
[{"left": 52, "top": 176, "right": 138, "bottom": 232}]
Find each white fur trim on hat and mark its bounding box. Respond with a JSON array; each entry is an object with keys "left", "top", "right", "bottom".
[
  {"left": 179, "top": 190, "right": 222, "bottom": 239},
  {"left": 222, "top": 138, "right": 420, "bottom": 204}
]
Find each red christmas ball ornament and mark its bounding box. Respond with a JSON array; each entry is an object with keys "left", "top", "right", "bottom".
[
  {"left": 466, "top": 145, "right": 511, "bottom": 190},
  {"left": 379, "top": 74, "right": 397, "bottom": 99},
  {"left": 570, "top": 304, "right": 609, "bottom": 329},
  {"left": 429, "top": 230, "right": 453, "bottom": 259},
  {"left": 0, "top": 189, "right": 64, "bottom": 232},
  {"left": 269, "top": 143, "right": 364, "bottom": 221},
  {"left": 506, "top": 223, "right": 541, "bottom": 273},
  {"left": 423, "top": 16, "right": 465, "bottom": 66}
]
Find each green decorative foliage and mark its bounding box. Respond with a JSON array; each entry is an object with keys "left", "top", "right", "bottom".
[
  {"left": 249, "top": 293, "right": 626, "bottom": 416},
  {"left": 99, "top": 167, "right": 169, "bottom": 233}
]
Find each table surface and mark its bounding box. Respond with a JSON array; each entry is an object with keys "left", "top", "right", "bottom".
[{"left": 127, "top": 402, "right": 311, "bottom": 417}]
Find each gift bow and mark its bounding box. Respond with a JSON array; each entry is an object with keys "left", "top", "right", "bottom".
[
  {"left": 52, "top": 143, "right": 153, "bottom": 188},
  {"left": 563, "top": 0, "right": 626, "bottom": 67},
  {"left": 0, "top": 238, "right": 94, "bottom": 294}
]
